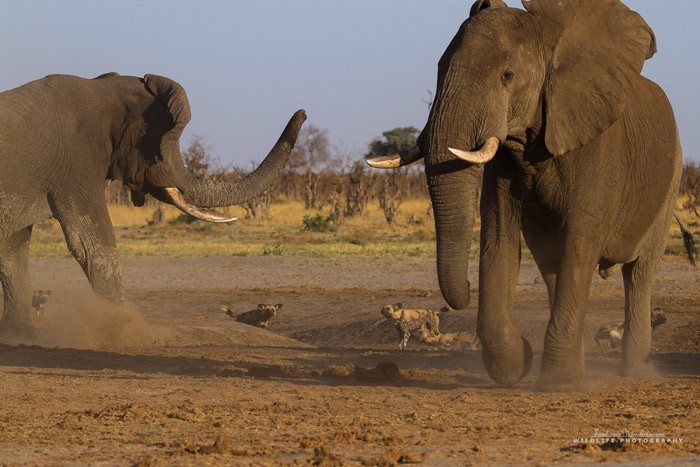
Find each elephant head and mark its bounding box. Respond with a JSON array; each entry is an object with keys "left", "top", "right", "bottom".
[
  {"left": 107, "top": 73, "right": 306, "bottom": 221},
  {"left": 368, "top": 0, "right": 655, "bottom": 309}
]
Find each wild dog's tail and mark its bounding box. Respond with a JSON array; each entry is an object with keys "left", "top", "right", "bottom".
[
  {"left": 674, "top": 214, "right": 697, "bottom": 268},
  {"left": 221, "top": 305, "right": 238, "bottom": 318}
]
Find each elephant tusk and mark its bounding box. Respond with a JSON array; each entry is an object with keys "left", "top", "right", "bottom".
[
  {"left": 448, "top": 137, "right": 500, "bottom": 164},
  {"left": 365, "top": 146, "right": 423, "bottom": 169},
  {"left": 163, "top": 187, "right": 238, "bottom": 223}
]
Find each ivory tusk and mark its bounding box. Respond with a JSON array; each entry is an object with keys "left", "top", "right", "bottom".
[
  {"left": 163, "top": 187, "right": 238, "bottom": 223},
  {"left": 366, "top": 147, "right": 423, "bottom": 169},
  {"left": 448, "top": 137, "right": 500, "bottom": 164}
]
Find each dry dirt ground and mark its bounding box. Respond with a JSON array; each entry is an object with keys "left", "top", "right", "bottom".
[{"left": 0, "top": 255, "right": 698, "bottom": 465}]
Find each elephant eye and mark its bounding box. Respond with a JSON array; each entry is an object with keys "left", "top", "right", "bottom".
[{"left": 502, "top": 69, "right": 515, "bottom": 83}]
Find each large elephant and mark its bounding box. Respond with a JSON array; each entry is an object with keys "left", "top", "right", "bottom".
[
  {"left": 0, "top": 72, "right": 305, "bottom": 328},
  {"left": 368, "top": 0, "right": 684, "bottom": 390}
]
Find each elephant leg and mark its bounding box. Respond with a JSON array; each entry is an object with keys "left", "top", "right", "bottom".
[
  {"left": 619, "top": 202, "right": 675, "bottom": 377},
  {"left": 536, "top": 230, "right": 600, "bottom": 391},
  {"left": 478, "top": 168, "right": 533, "bottom": 386},
  {"left": 49, "top": 193, "right": 125, "bottom": 304},
  {"left": 619, "top": 145, "right": 682, "bottom": 377},
  {"left": 620, "top": 259, "right": 655, "bottom": 377},
  {"left": 0, "top": 226, "right": 34, "bottom": 329}
]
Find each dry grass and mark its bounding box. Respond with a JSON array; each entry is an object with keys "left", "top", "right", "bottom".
[
  {"left": 29, "top": 198, "right": 441, "bottom": 258},
  {"left": 28, "top": 197, "right": 697, "bottom": 260}
]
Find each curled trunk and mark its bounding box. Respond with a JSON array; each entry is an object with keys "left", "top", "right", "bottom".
[{"left": 179, "top": 109, "right": 306, "bottom": 208}]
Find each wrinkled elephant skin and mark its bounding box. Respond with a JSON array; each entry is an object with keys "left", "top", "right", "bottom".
[
  {"left": 0, "top": 73, "right": 306, "bottom": 329},
  {"left": 373, "top": 0, "right": 684, "bottom": 390}
]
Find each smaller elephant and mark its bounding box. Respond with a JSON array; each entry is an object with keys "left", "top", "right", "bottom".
[{"left": 0, "top": 72, "right": 306, "bottom": 329}]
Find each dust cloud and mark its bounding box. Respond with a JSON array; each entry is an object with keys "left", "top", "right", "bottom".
[{"left": 0, "top": 291, "right": 172, "bottom": 349}]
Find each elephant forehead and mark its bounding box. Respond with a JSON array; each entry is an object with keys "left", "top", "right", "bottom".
[
  {"left": 463, "top": 8, "right": 531, "bottom": 46},
  {"left": 450, "top": 13, "right": 535, "bottom": 69}
]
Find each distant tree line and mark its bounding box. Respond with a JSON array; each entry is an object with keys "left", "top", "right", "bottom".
[
  {"left": 681, "top": 161, "right": 700, "bottom": 217},
  {"left": 104, "top": 127, "right": 700, "bottom": 224},
  {"left": 105, "top": 125, "right": 429, "bottom": 225}
]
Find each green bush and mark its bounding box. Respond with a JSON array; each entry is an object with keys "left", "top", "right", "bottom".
[
  {"left": 262, "top": 242, "right": 285, "bottom": 256},
  {"left": 302, "top": 212, "right": 337, "bottom": 232}
]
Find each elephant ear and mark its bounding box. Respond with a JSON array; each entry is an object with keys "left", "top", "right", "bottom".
[
  {"left": 470, "top": 0, "right": 507, "bottom": 17},
  {"left": 137, "top": 74, "right": 193, "bottom": 189},
  {"left": 142, "top": 74, "right": 192, "bottom": 159},
  {"left": 109, "top": 74, "right": 192, "bottom": 191},
  {"left": 523, "top": 0, "right": 656, "bottom": 156}
]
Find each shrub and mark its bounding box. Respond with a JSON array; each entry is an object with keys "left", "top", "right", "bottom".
[
  {"left": 262, "top": 242, "right": 285, "bottom": 256},
  {"left": 302, "top": 212, "right": 337, "bottom": 232}
]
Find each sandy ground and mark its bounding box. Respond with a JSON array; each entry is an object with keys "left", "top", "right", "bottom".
[{"left": 0, "top": 255, "right": 698, "bottom": 465}]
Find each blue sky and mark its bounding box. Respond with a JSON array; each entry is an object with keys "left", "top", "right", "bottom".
[{"left": 1, "top": 1, "right": 698, "bottom": 166}]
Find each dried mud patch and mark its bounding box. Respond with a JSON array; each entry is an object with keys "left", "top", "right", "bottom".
[{"left": 0, "top": 255, "right": 697, "bottom": 465}]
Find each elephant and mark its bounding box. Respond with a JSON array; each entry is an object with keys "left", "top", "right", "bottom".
[
  {"left": 0, "top": 72, "right": 306, "bottom": 329},
  {"left": 368, "top": 0, "right": 685, "bottom": 390}
]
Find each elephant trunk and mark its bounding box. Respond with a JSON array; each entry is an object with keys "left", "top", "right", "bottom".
[
  {"left": 426, "top": 156, "right": 481, "bottom": 310},
  {"left": 172, "top": 110, "right": 306, "bottom": 209}
]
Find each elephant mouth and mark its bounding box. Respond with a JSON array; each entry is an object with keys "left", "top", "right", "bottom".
[{"left": 163, "top": 187, "right": 237, "bottom": 223}]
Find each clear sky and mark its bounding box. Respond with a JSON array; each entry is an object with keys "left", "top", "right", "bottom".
[{"left": 1, "top": 1, "right": 698, "bottom": 166}]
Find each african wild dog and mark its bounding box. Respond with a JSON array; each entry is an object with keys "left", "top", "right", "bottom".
[
  {"left": 595, "top": 308, "right": 667, "bottom": 353},
  {"left": 223, "top": 303, "right": 282, "bottom": 329},
  {"left": 419, "top": 330, "right": 480, "bottom": 351},
  {"left": 31, "top": 290, "right": 51, "bottom": 316},
  {"left": 380, "top": 303, "right": 450, "bottom": 350}
]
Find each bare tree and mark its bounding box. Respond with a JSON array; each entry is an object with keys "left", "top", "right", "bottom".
[
  {"left": 345, "top": 161, "right": 372, "bottom": 217},
  {"left": 242, "top": 189, "right": 271, "bottom": 220},
  {"left": 378, "top": 172, "right": 403, "bottom": 225},
  {"left": 182, "top": 135, "right": 216, "bottom": 178},
  {"left": 680, "top": 161, "right": 700, "bottom": 217},
  {"left": 327, "top": 175, "right": 346, "bottom": 225},
  {"left": 288, "top": 125, "right": 336, "bottom": 209}
]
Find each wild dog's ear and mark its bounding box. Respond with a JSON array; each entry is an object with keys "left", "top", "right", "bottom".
[
  {"left": 275, "top": 304, "right": 283, "bottom": 309},
  {"left": 257, "top": 304, "right": 265, "bottom": 309},
  {"left": 395, "top": 303, "right": 403, "bottom": 309},
  {"left": 470, "top": 0, "right": 508, "bottom": 17},
  {"left": 524, "top": 0, "right": 656, "bottom": 155}
]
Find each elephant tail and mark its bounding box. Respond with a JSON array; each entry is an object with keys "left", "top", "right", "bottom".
[{"left": 674, "top": 213, "right": 697, "bottom": 268}]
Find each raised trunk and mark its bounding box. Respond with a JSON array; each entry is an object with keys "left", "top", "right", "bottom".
[
  {"left": 426, "top": 157, "right": 481, "bottom": 310},
  {"left": 180, "top": 110, "right": 306, "bottom": 208}
]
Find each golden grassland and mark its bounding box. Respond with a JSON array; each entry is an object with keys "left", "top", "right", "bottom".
[
  {"left": 28, "top": 197, "right": 697, "bottom": 260},
  {"left": 29, "top": 199, "right": 439, "bottom": 258}
]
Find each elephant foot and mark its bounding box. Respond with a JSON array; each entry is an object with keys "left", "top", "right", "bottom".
[
  {"left": 619, "top": 359, "right": 657, "bottom": 380},
  {"left": 535, "top": 365, "right": 587, "bottom": 392},
  {"left": 535, "top": 374, "right": 588, "bottom": 392},
  {"left": 482, "top": 336, "right": 533, "bottom": 386},
  {"left": 0, "top": 317, "right": 37, "bottom": 342}
]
